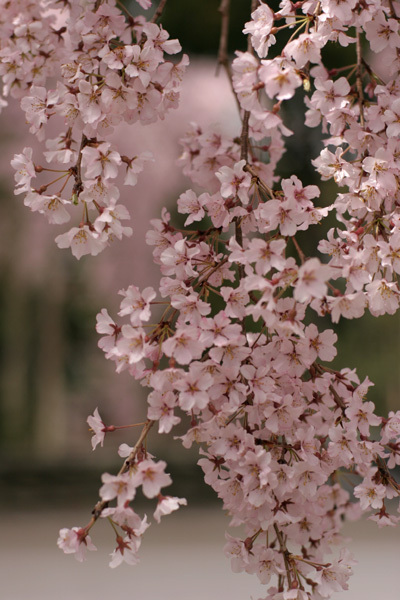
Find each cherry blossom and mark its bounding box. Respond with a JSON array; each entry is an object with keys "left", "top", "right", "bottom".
[
  {"left": 87, "top": 408, "right": 107, "bottom": 450},
  {"left": 57, "top": 527, "right": 97, "bottom": 562},
  {"left": 132, "top": 459, "right": 172, "bottom": 499},
  {"left": 153, "top": 495, "right": 187, "bottom": 523}
]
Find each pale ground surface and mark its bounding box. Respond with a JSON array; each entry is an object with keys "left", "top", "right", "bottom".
[{"left": 1, "top": 506, "right": 399, "bottom": 600}]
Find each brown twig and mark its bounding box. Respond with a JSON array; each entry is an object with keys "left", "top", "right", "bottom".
[
  {"left": 217, "top": 0, "right": 241, "bottom": 113},
  {"left": 273, "top": 524, "right": 294, "bottom": 588},
  {"left": 90, "top": 420, "right": 155, "bottom": 523},
  {"left": 387, "top": 0, "right": 397, "bottom": 18},
  {"left": 217, "top": 0, "right": 231, "bottom": 72},
  {"left": 314, "top": 363, "right": 347, "bottom": 412},
  {"left": 240, "top": 110, "right": 250, "bottom": 163},
  {"left": 356, "top": 29, "right": 365, "bottom": 128},
  {"left": 72, "top": 134, "right": 88, "bottom": 197},
  {"left": 235, "top": 109, "right": 251, "bottom": 278},
  {"left": 151, "top": 0, "right": 168, "bottom": 23},
  {"left": 244, "top": 164, "right": 275, "bottom": 198},
  {"left": 292, "top": 236, "right": 305, "bottom": 265}
]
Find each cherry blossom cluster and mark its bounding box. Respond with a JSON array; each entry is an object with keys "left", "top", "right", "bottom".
[
  {"left": 91, "top": 186, "right": 400, "bottom": 597},
  {"left": 58, "top": 418, "right": 186, "bottom": 567},
  {"left": 7, "top": 0, "right": 187, "bottom": 258},
  {"left": 233, "top": 0, "right": 400, "bottom": 322},
  {"left": 8, "top": 0, "right": 400, "bottom": 599}
]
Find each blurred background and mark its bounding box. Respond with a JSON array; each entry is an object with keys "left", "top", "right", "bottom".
[{"left": 0, "top": 1, "right": 399, "bottom": 598}]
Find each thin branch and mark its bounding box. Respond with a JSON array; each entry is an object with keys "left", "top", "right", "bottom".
[
  {"left": 292, "top": 236, "right": 305, "bottom": 265},
  {"left": 217, "top": 0, "right": 241, "bottom": 113},
  {"left": 314, "top": 363, "right": 347, "bottom": 412},
  {"left": 387, "top": 0, "right": 397, "bottom": 18},
  {"left": 119, "top": 419, "right": 155, "bottom": 473},
  {"left": 90, "top": 420, "right": 155, "bottom": 523},
  {"left": 217, "top": 0, "right": 231, "bottom": 73},
  {"left": 244, "top": 164, "right": 275, "bottom": 198},
  {"left": 236, "top": 109, "right": 251, "bottom": 277},
  {"left": 240, "top": 0, "right": 257, "bottom": 161},
  {"left": 151, "top": 0, "right": 168, "bottom": 23},
  {"left": 240, "top": 110, "right": 250, "bottom": 162},
  {"left": 361, "top": 58, "right": 386, "bottom": 86},
  {"left": 356, "top": 29, "right": 365, "bottom": 128},
  {"left": 273, "top": 524, "right": 294, "bottom": 588},
  {"left": 72, "top": 134, "right": 88, "bottom": 197}
]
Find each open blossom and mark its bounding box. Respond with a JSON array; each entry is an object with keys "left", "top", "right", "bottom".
[
  {"left": 131, "top": 459, "right": 172, "bottom": 498},
  {"left": 366, "top": 279, "right": 400, "bottom": 316},
  {"left": 153, "top": 495, "right": 187, "bottom": 523},
  {"left": 55, "top": 226, "right": 107, "bottom": 259},
  {"left": 20, "top": 86, "right": 59, "bottom": 133},
  {"left": 118, "top": 285, "right": 156, "bottom": 325},
  {"left": 215, "top": 160, "right": 252, "bottom": 205},
  {"left": 162, "top": 326, "right": 204, "bottom": 364},
  {"left": 96, "top": 308, "right": 120, "bottom": 354},
  {"left": 82, "top": 143, "right": 122, "bottom": 180},
  {"left": 354, "top": 478, "right": 387, "bottom": 510},
  {"left": 177, "top": 189, "right": 206, "bottom": 225},
  {"left": 57, "top": 527, "right": 97, "bottom": 562},
  {"left": 259, "top": 59, "right": 302, "bottom": 101},
  {"left": 24, "top": 192, "right": 71, "bottom": 225},
  {"left": 311, "top": 77, "right": 351, "bottom": 113},
  {"left": 243, "top": 2, "right": 276, "bottom": 58},
  {"left": 87, "top": 408, "right": 106, "bottom": 450},
  {"left": 11, "top": 147, "right": 36, "bottom": 194},
  {"left": 175, "top": 365, "right": 214, "bottom": 411},
  {"left": 294, "top": 258, "right": 332, "bottom": 303},
  {"left": 284, "top": 33, "right": 323, "bottom": 68},
  {"left": 100, "top": 472, "right": 137, "bottom": 505},
  {"left": 109, "top": 536, "right": 140, "bottom": 568},
  {"left": 303, "top": 323, "right": 337, "bottom": 362},
  {"left": 93, "top": 204, "right": 133, "bottom": 240},
  {"left": 147, "top": 390, "right": 181, "bottom": 433}
]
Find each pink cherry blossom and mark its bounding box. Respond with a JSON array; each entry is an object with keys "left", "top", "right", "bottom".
[
  {"left": 153, "top": 495, "right": 187, "bottom": 523},
  {"left": 216, "top": 159, "right": 252, "bottom": 204},
  {"left": 11, "top": 147, "right": 36, "bottom": 194},
  {"left": 57, "top": 527, "right": 97, "bottom": 562},
  {"left": 259, "top": 58, "right": 302, "bottom": 101},
  {"left": 118, "top": 285, "right": 156, "bottom": 325},
  {"left": 354, "top": 477, "right": 387, "bottom": 511},
  {"left": 243, "top": 3, "right": 276, "bottom": 58},
  {"left": 132, "top": 459, "right": 172, "bottom": 498},
  {"left": 55, "top": 226, "right": 107, "bottom": 259},
  {"left": 294, "top": 258, "right": 332, "bottom": 303},
  {"left": 87, "top": 408, "right": 106, "bottom": 450},
  {"left": 109, "top": 536, "right": 140, "bottom": 568}
]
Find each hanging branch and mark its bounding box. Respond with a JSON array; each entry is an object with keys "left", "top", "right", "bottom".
[
  {"left": 91, "top": 420, "right": 155, "bottom": 522},
  {"left": 217, "top": 0, "right": 241, "bottom": 113},
  {"left": 151, "top": 0, "right": 168, "bottom": 23},
  {"left": 356, "top": 29, "right": 365, "bottom": 128}
]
